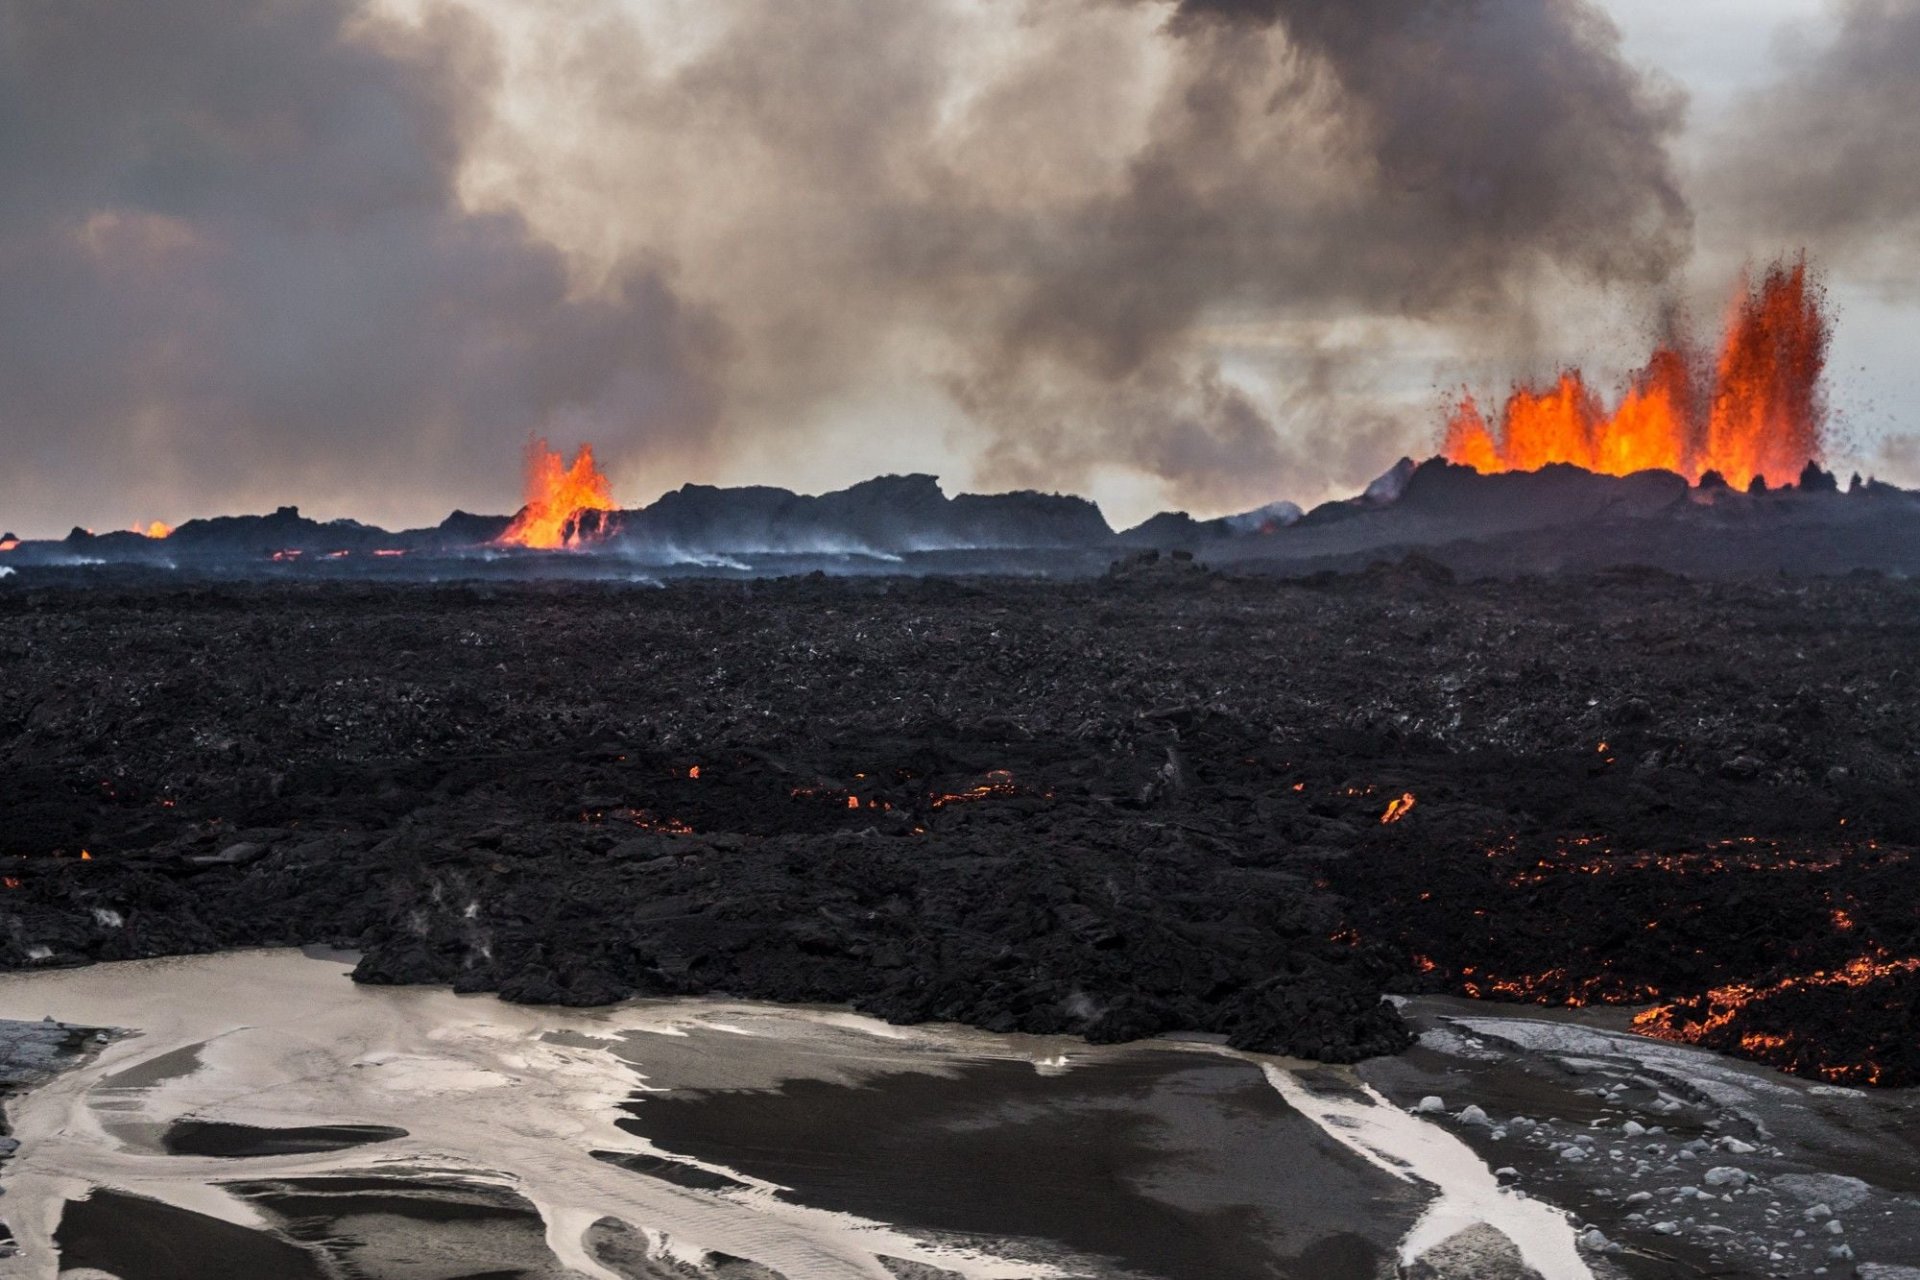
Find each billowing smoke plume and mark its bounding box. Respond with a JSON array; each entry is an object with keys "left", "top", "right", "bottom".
[
  {"left": 953, "top": 0, "right": 1692, "bottom": 504},
  {"left": 0, "top": 0, "right": 724, "bottom": 533},
  {"left": 1709, "top": 0, "right": 1920, "bottom": 291},
  {"left": 0, "top": 0, "right": 1691, "bottom": 532}
]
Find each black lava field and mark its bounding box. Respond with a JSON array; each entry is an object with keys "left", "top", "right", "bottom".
[{"left": 4, "top": 565, "right": 1919, "bottom": 1084}]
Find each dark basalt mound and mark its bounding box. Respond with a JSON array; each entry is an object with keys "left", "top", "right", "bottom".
[
  {"left": 612, "top": 474, "right": 1113, "bottom": 554},
  {"left": 2, "top": 570, "right": 1918, "bottom": 1079}
]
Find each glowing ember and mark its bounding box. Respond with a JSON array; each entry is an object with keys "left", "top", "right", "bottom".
[
  {"left": 1441, "top": 257, "right": 1829, "bottom": 489},
  {"left": 620, "top": 809, "right": 694, "bottom": 835},
  {"left": 497, "top": 438, "right": 616, "bottom": 550},
  {"left": 583, "top": 807, "right": 695, "bottom": 835},
  {"left": 1380, "top": 793, "right": 1416, "bottom": 824},
  {"left": 929, "top": 769, "right": 1027, "bottom": 809},
  {"left": 1632, "top": 951, "right": 1920, "bottom": 1083},
  {"left": 1454, "top": 965, "right": 1660, "bottom": 1008}
]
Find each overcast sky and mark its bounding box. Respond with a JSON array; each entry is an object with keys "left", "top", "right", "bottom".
[{"left": 1, "top": 0, "right": 1914, "bottom": 538}]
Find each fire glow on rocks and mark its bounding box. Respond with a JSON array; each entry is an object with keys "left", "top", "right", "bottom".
[
  {"left": 1632, "top": 952, "right": 1920, "bottom": 1086},
  {"left": 1442, "top": 257, "right": 1829, "bottom": 489},
  {"left": 496, "top": 438, "right": 616, "bottom": 551}
]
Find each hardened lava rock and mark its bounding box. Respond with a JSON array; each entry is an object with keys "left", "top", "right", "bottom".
[{"left": 2, "top": 569, "right": 1918, "bottom": 1075}]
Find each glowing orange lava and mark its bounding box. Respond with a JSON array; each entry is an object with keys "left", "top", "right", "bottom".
[
  {"left": 497, "top": 438, "right": 616, "bottom": 550},
  {"left": 1441, "top": 257, "right": 1829, "bottom": 489},
  {"left": 1632, "top": 950, "right": 1920, "bottom": 1082}
]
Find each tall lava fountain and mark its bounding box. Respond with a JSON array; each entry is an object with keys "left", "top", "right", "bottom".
[
  {"left": 497, "top": 439, "right": 617, "bottom": 550},
  {"left": 1442, "top": 257, "right": 1830, "bottom": 488}
]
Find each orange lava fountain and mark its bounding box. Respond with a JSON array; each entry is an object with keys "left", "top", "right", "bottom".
[
  {"left": 497, "top": 438, "right": 616, "bottom": 550},
  {"left": 1441, "top": 257, "right": 1829, "bottom": 489}
]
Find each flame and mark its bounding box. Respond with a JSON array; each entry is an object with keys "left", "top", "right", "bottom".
[
  {"left": 1380, "top": 792, "right": 1416, "bottom": 824},
  {"left": 497, "top": 438, "right": 616, "bottom": 550},
  {"left": 1441, "top": 257, "right": 1829, "bottom": 489}
]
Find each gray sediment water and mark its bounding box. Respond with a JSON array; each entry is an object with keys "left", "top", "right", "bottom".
[{"left": 0, "top": 951, "right": 1606, "bottom": 1279}]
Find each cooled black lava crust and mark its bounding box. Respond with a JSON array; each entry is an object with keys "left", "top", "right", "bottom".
[{"left": 3, "top": 565, "right": 1917, "bottom": 1078}]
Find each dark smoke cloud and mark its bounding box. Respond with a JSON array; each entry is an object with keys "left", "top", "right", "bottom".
[
  {"left": 1710, "top": 0, "right": 1920, "bottom": 290},
  {"left": 0, "top": 0, "right": 1690, "bottom": 532},
  {"left": 0, "top": 0, "right": 724, "bottom": 534},
  {"left": 955, "top": 0, "right": 1692, "bottom": 503}
]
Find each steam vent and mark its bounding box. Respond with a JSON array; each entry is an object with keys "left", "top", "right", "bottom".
[{"left": 5, "top": 2, "right": 1920, "bottom": 1278}]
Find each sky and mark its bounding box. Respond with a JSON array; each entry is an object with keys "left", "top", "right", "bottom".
[{"left": 0, "top": 0, "right": 1915, "bottom": 538}]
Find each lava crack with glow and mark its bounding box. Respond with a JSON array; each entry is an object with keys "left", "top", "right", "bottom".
[{"left": 1442, "top": 256, "right": 1829, "bottom": 489}]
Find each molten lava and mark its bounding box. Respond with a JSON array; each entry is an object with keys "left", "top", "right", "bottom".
[
  {"left": 497, "top": 438, "right": 616, "bottom": 550},
  {"left": 1441, "top": 257, "right": 1829, "bottom": 489},
  {"left": 1632, "top": 951, "right": 1920, "bottom": 1083}
]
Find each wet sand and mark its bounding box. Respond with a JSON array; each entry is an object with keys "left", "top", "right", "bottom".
[{"left": 0, "top": 951, "right": 1595, "bottom": 1279}]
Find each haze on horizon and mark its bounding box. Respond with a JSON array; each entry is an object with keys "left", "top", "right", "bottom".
[{"left": 1, "top": 0, "right": 1915, "bottom": 539}]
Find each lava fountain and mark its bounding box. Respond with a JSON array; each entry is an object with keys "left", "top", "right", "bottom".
[
  {"left": 1442, "top": 257, "right": 1829, "bottom": 489},
  {"left": 496, "top": 438, "right": 617, "bottom": 550}
]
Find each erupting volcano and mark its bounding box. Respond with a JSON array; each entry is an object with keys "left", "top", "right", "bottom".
[
  {"left": 1442, "top": 257, "right": 1830, "bottom": 489},
  {"left": 496, "top": 439, "right": 617, "bottom": 550}
]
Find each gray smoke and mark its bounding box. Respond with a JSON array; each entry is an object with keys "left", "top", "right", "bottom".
[
  {"left": 954, "top": 0, "right": 1692, "bottom": 504},
  {"left": 0, "top": 0, "right": 724, "bottom": 533},
  {"left": 1708, "top": 0, "right": 1920, "bottom": 291},
  {"left": 0, "top": 0, "right": 1692, "bottom": 533}
]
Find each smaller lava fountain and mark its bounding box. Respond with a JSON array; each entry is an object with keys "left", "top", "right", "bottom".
[
  {"left": 497, "top": 438, "right": 617, "bottom": 550},
  {"left": 1442, "top": 256, "right": 1829, "bottom": 490}
]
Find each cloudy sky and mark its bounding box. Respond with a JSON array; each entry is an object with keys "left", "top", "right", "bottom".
[{"left": 1, "top": 0, "right": 1914, "bottom": 537}]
